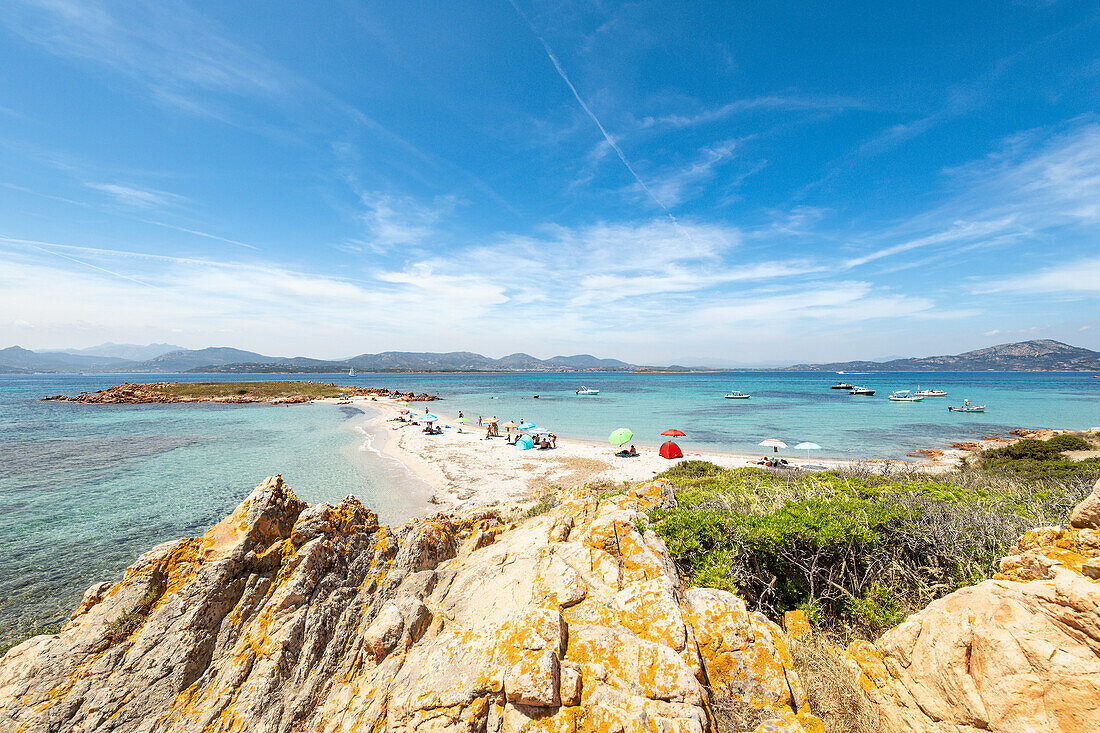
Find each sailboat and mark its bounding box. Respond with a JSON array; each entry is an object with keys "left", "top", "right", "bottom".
[{"left": 348, "top": 367, "right": 357, "bottom": 377}]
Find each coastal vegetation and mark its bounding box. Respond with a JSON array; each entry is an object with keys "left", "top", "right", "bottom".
[
  {"left": 42, "top": 381, "right": 439, "bottom": 404},
  {"left": 650, "top": 435, "right": 1098, "bottom": 640}
]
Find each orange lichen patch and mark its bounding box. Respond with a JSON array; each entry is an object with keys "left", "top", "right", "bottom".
[
  {"left": 841, "top": 640, "right": 891, "bottom": 693},
  {"left": 782, "top": 610, "right": 812, "bottom": 642},
  {"left": 614, "top": 579, "right": 686, "bottom": 651},
  {"left": 949, "top": 441, "right": 982, "bottom": 451}
]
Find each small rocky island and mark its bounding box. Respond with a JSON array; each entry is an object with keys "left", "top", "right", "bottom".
[{"left": 44, "top": 381, "right": 441, "bottom": 404}]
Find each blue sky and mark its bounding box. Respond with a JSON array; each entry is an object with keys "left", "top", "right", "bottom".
[{"left": 1, "top": 0, "right": 1098, "bottom": 364}]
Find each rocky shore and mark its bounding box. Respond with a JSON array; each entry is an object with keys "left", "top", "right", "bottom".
[
  {"left": 43, "top": 382, "right": 441, "bottom": 404},
  {"left": 1, "top": 476, "right": 1098, "bottom": 732}
]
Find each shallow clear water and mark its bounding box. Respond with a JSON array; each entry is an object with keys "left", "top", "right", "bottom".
[
  {"left": 1, "top": 370, "right": 1098, "bottom": 643},
  {"left": 0, "top": 373, "right": 431, "bottom": 642}
]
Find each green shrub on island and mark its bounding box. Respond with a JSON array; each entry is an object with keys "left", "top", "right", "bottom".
[
  {"left": 978, "top": 433, "right": 1099, "bottom": 482},
  {"left": 649, "top": 460, "right": 1093, "bottom": 640}
]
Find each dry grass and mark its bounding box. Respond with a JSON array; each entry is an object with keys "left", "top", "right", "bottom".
[
  {"left": 710, "top": 693, "right": 779, "bottom": 732},
  {"left": 791, "top": 638, "right": 879, "bottom": 733},
  {"left": 159, "top": 381, "right": 353, "bottom": 399}
]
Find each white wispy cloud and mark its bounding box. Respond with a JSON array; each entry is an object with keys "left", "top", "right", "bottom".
[
  {"left": 642, "top": 139, "right": 742, "bottom": 207},
  {"left": 973, "top": 257, "right": 1100, "bottom": 294},
  {"left": 641, "top": 95, "right": 866, "bottom": 129},
  {"left": 85, "top": 182, "right": 186, "bottom": 209},
  {"left": 842, "top": 117, "right": 1100, "bottom": 270}
]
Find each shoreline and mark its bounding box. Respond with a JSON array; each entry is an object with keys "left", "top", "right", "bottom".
[{"left": 328, "top": 395, "right": 970, "bottom": 513}]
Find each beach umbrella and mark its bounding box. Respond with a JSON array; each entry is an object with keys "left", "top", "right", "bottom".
[
  {"left": 661, "top": 428, "right": 686, "bottom": 437},
  {"left": 609, "top": 428, "right": 633, "bottom": 446},
  {"left": 759, "top": 438, "right": 787, "bottom": 453},
  {"left": 398, "top": 408, "right": 410, "bottom": 413},
  {"left": 517, "top": 421, "right": 536, "bottom": 431},
  {"left": 516, "top": 435, "right": 535, "bottom": 450},
  {"left": 529, "top": 428, "right": 551, "bottom": 436},
  {"left": 659, "top": 441, "right": 683, "bottom": 459},
  {"left": 794, "top": 442, "right": 822, "bottom": 450},
  {"left": 420, "top": 413, "right": 438, "bottom": 422},
  {"left": 502, "top": 421, "right": 518, "bottom": 431},
  {"left": 400, "top": 401, "right": 409, "bottom": 406},
  {"left": 456, "top": 417, "right": 469, "bottom": 423},
  {"left": 483, "top": 417, "right": 499, "bottom": 424}
]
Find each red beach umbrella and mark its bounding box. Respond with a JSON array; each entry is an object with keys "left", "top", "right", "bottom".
[
  {"left": 660, "top": 428, "right": 686, "bottom": 437},
  {"left": 659, "top": 441, "right": 683, "bottom": 459}
]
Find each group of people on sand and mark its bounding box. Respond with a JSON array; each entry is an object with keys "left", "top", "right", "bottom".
[
  {"left": 753, "top": 456, "right": 790, "bottom": 468},
  {"left": 616, "top": 444, "right": 640, "bottom": 458}
]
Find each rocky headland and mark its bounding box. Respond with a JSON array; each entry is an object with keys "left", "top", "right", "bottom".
[
  {"left": 43, "top": 382, "right": 441, "bottom": 404},
  {"left": 2, "top": 476, "right": 1099, "bottom": 732}
]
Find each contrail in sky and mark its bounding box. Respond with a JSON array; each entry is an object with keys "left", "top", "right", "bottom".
[{"left": 504, "top": 0, "right": 676, "bottom": 220}]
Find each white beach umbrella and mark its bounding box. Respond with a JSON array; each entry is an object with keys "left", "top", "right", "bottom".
[
  {"left": 758, "top": 438, "right": 787, "bottom": 453},
  {"left": 794, "top": 442, "right": 822, "bottom": 450}
]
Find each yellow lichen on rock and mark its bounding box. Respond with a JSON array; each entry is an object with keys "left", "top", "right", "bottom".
[{"left": 0, "top": 478, "right": 818, "bottom": 733}]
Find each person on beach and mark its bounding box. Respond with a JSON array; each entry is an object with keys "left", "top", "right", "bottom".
[
  {"left": 478, "top": 416, "right": 482, "bottom": 426},
  {"left": 549, "top": 433, "right": 557, "bottom": 448},
  {"left": 458, "top": 411, "right": 464, "bottom": 418}
]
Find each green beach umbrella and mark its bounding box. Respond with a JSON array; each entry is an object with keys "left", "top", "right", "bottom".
[
  {"left": 609, "top": 428, "right": 633, "bottom": 446},
  {"left": 456, "top": 417, "right": 469, "bottom": 423}
]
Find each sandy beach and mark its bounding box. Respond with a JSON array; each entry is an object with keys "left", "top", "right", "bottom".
[{"left": 323, "top": 395, "right": 962, "bottom": 512}]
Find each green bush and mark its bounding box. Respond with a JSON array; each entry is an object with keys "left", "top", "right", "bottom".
[
  {"left": 1046, "top": 434, "right": 1092, "bottom": 452},
  {"left": 650, "top": 461, "right": 1092, "bottom": 640},
  {"left": 0, "top": 622, "right": 63, "bottom": 657}
]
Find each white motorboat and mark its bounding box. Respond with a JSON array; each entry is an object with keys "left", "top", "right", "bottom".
[
  {"left": 724, "top": 391, "right": 751, "bottom": 399},
  {"left": 915, "top": 387, "right": 946, "bottom": 397},
  {"left": 576, "top": 386, "right": 599, "bottom": 395},
  {"left": 948, "top": 399, "right": 985, "bottom": 413},
  {"left": 889, "top": 390, "right": 925, "bottom": 402},
  {"left": 849, "top": 386, "right": 875, "bottom": 395}
]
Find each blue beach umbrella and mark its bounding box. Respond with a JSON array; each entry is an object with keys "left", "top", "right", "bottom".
[
  {"left": 420, "top": 413, "right": 438, "bottom": 422},
  {"left": 517, "top": 421, "right": 536, "bottom": 431},
  {"left": 528, "top": 428, "right": 551, "bottom": 436}
]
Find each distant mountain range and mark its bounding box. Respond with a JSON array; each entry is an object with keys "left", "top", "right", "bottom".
[
  {"left": 1, "top": 339, "right": 1097, "bottom": 374},
  {"left": 786, "top": 339, "right": 1100, "bottom": 372}
]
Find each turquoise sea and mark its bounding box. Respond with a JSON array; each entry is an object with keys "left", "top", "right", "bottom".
[{"left": 2, "top": 370, "right": 1098, "bottom": 644}]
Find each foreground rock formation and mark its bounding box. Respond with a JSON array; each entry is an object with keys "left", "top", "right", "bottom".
[
  {"left": 843, "top": 477, "right": 1100, "bottom": 732},
  {"left": 0, "top": 477, "right": 821, "bottom": 732}
]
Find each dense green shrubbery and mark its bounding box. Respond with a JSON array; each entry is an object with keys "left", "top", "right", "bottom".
[
  {"left": 650, "top": 457, "right": 1093, "bottom": 639},
  {"left": 979, "top": 433, "right": 1099, "bottom": 482}
]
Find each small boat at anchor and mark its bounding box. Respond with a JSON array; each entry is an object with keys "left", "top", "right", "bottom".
[
  {"left": 724, "top": 391, "right": 751, "bottom": 399},
  {"left": 915, "top": 387, "right": 946, "bottom": 397},
  {"left": 831, "top": 382, "right": 855, "bottom": 390},
  {"left": 575, "top": 386, "right": 599, "bottom": 395},
  {"left": 348, "top": 368, "right": 357, "bottom": 377},
  {"left": 948, "top": 399, "right": 985, "bottom": 413},
  {"left": 889, "top": 390, "right": 925, "bottom": 402},
  {"left": 849, "top": 386, "right": 876, "bottom": 396}
]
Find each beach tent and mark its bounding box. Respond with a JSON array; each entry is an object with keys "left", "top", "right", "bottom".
[
  {"left": 516, "top": 435, "right": 535, "bottom": 450},
  {"left": 659, "top": 441, "right": 683, "bottom": 459}
]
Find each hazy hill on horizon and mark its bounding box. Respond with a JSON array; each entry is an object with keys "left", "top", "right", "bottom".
[
  {"left": 786, "top": 339, "right": 1100, "bottom": 372},
  {"left": 1, "top": 339, "right": 1098, "bottom": 373}
]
